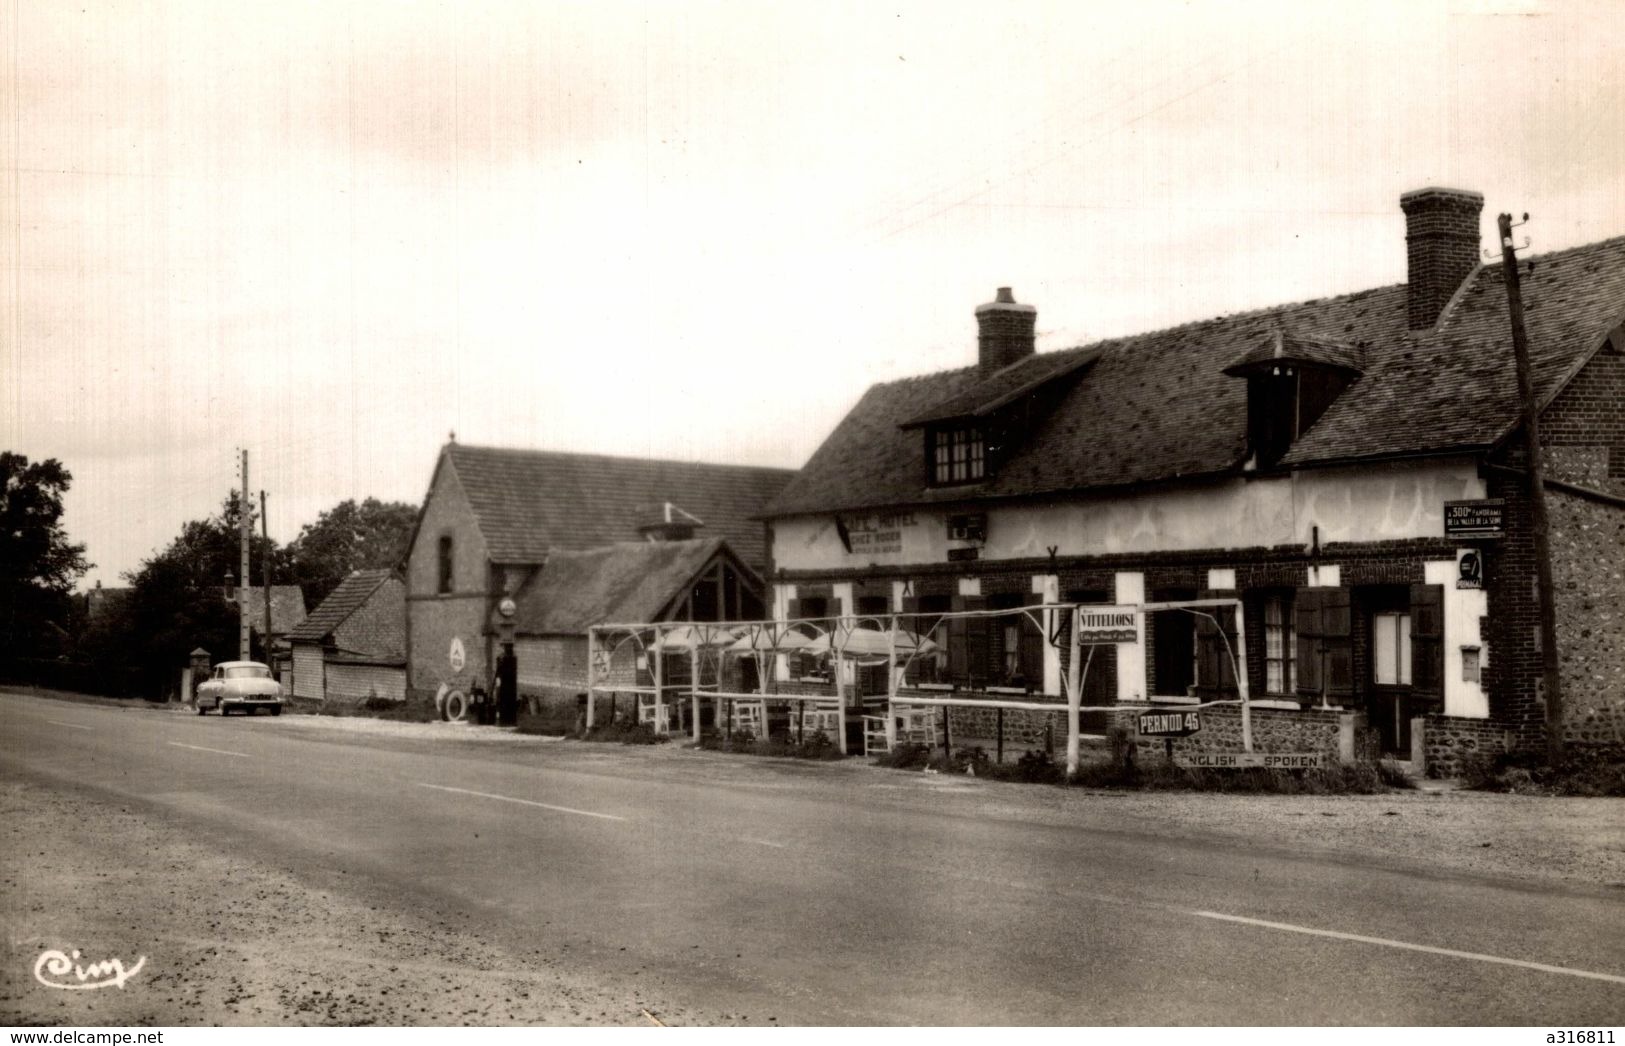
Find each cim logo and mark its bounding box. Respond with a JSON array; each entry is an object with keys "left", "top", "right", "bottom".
[{"left": 33, "top": 948, "right": 146, "bottom": 990}]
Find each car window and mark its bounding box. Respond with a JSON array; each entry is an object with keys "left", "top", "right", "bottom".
[{"left": 224, "top": 666, "right": 271, "bottom": 680}]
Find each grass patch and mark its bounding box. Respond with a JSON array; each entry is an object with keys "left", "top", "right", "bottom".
[{"left": 1462, "top": 746, "right": 1625, "bottom": 796}]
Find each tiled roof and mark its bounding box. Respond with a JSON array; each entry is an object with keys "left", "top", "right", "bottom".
[
  {"left": 901, "top": 349, "right": 1100, "bottom": 427},
  {"left": 238, "top": 585, "right": 307, "bottom": 636},
  {"left": 765, "top": 234, "right": 1625, "bottom": 517},
  {"left": 510, "top": 538, "right": 753, "bottom": 635},
  {"left": 443, "top": 444, "right": 793, "bottom": 569},
  {"left": 287, "top": 570, "right": 391, "bottom": 643}
]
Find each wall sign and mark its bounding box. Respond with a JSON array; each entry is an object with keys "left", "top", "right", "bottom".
[
  {"left": 1138, "top": 710, "right": 1201, "bottom": 737},
  {"left": 1444, "top": 499, "right": 1505, "bottom": 539},
  {"left": 449, "top": 636, "right": 466, "bottom": 672},
  {"left": 1456, "top": 549, "right": 1483, "bottom": 590},
  {"left": 1076, "top": 606, "right": 1140, "bottom": 645},
  {"left": 1177, "top": 752, "right": 1323, "bottom": 769},
  {"left": 835, "top": 511, "right": 920, "bottom": 556}
]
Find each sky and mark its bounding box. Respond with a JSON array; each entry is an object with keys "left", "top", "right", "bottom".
[{"left": 3, "top": 0, "right": 1623, "bottom": 588}]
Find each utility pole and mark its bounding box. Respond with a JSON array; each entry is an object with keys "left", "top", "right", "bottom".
[
  {"left": 261, "top": 489, "right": 273, "bottom": 677},
  {"left": 1496, "top": 212, "right": 1563, "bottom": 765},
  {"left": 240, "top": 449, "right": 251, "bottom": 662}
]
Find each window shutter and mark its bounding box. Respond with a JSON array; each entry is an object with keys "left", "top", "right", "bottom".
[
  {"left": 1019, "top": 610, "right": 1045, "bottom": 691},
  {"left": 784, "top": 598, "right": 802, "bottom": 623},
  {"left": 955, "top": 595, "right": 989, "bottom": 687},
  {"left": 1409, "top": 583, "right": 1444, "bottom": 700},
  {"left": 1195, "top": 590, "right": 1238, "bottom": 698},
  {"left": 947, "top": 596, "right": 970, "bottom": 684},
  {"left": 1321, "top": 587, "right": 1353, "bottom": 699},
  {"left": 1295, "top": 587, "right": 1323, "bottom": 698}
]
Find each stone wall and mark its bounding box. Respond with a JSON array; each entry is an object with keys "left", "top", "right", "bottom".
[
  {"left": 1419, "top": 713, "right": 1512, "bottom": 778},
  {"left": 1114, "top": 703, "right": 1357, "bottom": 761},
  {"left": 1548, "top": 488, "right": 1625, "bottom": 745}
]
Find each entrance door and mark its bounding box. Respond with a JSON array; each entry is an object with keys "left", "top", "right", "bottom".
[{"left": 1370, "top": 609, "right": 1413, "bottom": 755}]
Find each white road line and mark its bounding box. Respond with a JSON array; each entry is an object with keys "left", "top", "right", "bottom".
[
  {"left": 45, "top": 720, "right": 93, "bottom": 730},
  {"left": 415, "top": 783, "right": 626, "bottom": 822},
  {"left": 1189, "top": 909, "right": 1625, "bottom": 986},
  {"left": 743, "top": 838, "right": 788, "bottom": 849},
  {"left": 167, "top": 741, "right": 252, "bottom": 759}
]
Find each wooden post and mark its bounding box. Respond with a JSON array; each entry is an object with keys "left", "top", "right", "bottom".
[
  {"left": 260, "top": 490, "right": 273, "bottom": 675},
  {"left": 1498, "top": 212, "right": 1565, "bottom": 765},
  {"left": 1066, "top": 606, "right": 1083, "bottom": 778},
  {"left": 239, "top": 449, "right": 250, "bottom": 661},
  {"left": 834, "top": 628, "right": 848, "bottom": 755}
]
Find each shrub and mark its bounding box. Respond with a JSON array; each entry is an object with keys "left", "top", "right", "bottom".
[
  {"left": 581, "top": 720, "right": 667, "bottom": 746},
  {"left": 875, "top": 742, "right": 932, "bottom": 770},
  {"left": 1463, "top": 745, "right": 1625, "bottom": 796}
]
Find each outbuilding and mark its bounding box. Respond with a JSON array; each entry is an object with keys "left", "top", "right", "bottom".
[{"left": 286, "top": 569, "right": 406, "bottom": 707}]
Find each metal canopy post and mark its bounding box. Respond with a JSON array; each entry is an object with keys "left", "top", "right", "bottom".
[
  {"left": 585, "top": 628, "right": 597, "bottom": 731},
  {"left": 690, "top": 635, "right": 701, "bottom": 746},
  {"left": 1065, "top": 605, "right": 1083, "bottom": 778},
  {"left": 652, "top": 624, "right": 664, "bottom": 735},
  {"left": 1234, "top": 600, "right": 1252, "bottom": 753}
]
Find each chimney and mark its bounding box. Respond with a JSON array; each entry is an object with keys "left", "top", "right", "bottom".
[
  {"left": 1400, "top": 187, "right": 1484, "bottom": 330},
  {"left": 974, "top": 287, "right": 1037, "bottom": 375}
]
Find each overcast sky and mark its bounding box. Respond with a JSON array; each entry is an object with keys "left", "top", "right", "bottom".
[{"left": 4, "top": 0, "right": 1623, "bottom": 588}]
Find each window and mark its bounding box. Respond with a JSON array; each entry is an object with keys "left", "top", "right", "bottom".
[
  {"left": 437, "top": 535, "right": 454, "bottom": 594},
  {"left": 987, "top": 593, "right": 1042, "bottom": 690},
  {"left": 1263, "top": 595, "right": 1297, "bottom": 694},
  {"left": 1373, "top": 612, "right": 1412, "bottom": 686},
  {"left": 930, "top": 426, "right": 985, "bottom": 485}
]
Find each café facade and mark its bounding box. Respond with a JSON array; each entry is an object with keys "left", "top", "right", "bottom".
[{"left": 760, "top": 188, "right": 1625, "bottom": 773}]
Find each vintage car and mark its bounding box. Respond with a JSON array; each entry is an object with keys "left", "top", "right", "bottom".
[{"left": 196, "top": 660, "right": 283, "bottom": 715}]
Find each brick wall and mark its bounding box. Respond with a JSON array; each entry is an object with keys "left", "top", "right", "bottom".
[
  {"left": 1540, "top": 337, "right": 1625, "bottom": 493},
  {"left": 406, "top": 455, "right": 495, "bottom": 698},
  {"left": 1420, "top": 713, "right": 1512, "bottom": 778},
  {"left": 325, "top": 663, "right": 407, "bottom": 704}
]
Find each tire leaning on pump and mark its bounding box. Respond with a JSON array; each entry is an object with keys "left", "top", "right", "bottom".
[{"left": 443, "top": 689, "right": 469, "bottom": 722}]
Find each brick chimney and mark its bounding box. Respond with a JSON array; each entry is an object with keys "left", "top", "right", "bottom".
[
  {"left": 974, "top": 287, "right": 1037, "bottom": 375},
  {"left": 1400, "top": 187, "right": 1484, "bottom": 330}
]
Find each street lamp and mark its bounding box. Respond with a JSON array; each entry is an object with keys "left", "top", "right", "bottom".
[
  {"left": 223, "top": 569, "right": 236, "bottom": 600},
  {"left": 496, "top": 596, "right": 518, "bottom": 727}
]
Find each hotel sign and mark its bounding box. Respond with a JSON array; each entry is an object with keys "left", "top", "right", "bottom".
[
  {"left": 1444, "top": 499, "right": 1505, "bottom": 539},
  {"left": 835, "top": 512, "right": 921, "bottom": 557},
  {"left": 1076, "top": 606, "right": 1140, "bottom": 644}
]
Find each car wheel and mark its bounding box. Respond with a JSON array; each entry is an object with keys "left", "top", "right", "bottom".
[
  {"left": 270, "top": 706, "right": 282, "bottom": 716},
  {"left": 197, "top": 704, "right": 206, "bottom": 715}
]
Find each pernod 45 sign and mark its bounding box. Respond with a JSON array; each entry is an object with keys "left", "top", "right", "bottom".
[{"left": 1076, "top": 606, "right": 1139, "bottom": 644}]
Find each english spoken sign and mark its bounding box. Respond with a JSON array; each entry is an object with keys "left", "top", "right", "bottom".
[
  {"left": 1138, "top": 710, "right": 1201, "bottom": 737},
  {"left": 1176, "top": 752, "right": 1324, "bottom": 770},
  {"left": 1076, "top": 606, "right": 1140, "bottom": 644}
]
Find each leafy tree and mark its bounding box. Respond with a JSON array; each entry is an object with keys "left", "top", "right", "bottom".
[
  {"left": 113, "top": 493, "right": 290, "bottom": 692},
  {"left": 286, "top": 497, "right": 417, "bottom": 606},
  {"left": 0, "top": 452, "right": 91, "bottom": 658}
]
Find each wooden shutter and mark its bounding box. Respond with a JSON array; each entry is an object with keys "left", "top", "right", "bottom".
[
  {"left": 1295, "top": 587, "right": 1323, "bottom": 698},
  {"left": 1321, "top": 587, "right": 1353, "bottom": 699},
  {"left": 949, "top": 594, "right": 989, "bottom": 688},
  {"left": 784, "top": 597, "right": 802, "bottom": 623},
  {"left": 947, "top": 596, "right": 969, "bottom": 683},
  {"left": 1410, "top": 583, "right": 1444, "bottom": 700},
  {"left": 1195, "top": 591, "right": 1238, "bottom": 698},
  {"left": 1019, "top": 609, "right": 1045, "bottom": 691}
]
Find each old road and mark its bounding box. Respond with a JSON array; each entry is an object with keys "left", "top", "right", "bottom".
[{"left": 2, "top": 692, "right": 1621, "bottom": 1026}]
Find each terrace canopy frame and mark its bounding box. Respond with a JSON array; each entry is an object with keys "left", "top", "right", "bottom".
[{"left": 586, "top": 598, "right": 1249, "bottom": 777}]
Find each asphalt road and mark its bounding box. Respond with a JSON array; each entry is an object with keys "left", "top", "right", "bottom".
[{"left": 3, "top": 693, "right": 1622, "bottom": 1025}]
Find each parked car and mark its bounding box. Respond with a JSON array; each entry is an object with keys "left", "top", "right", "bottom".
[{"left": 196, "top": 660, "right": 283, "bottom": 716}]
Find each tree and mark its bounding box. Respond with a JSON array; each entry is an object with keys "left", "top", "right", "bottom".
[
  {"left": 0, "top": 452, "right": 91, "bottom": 658},
  {"left": 286, "top": 498, "right": 417, "bottom": 607},
  {"left": 113, "top": 493, "right": 290, "bottom": 693}
]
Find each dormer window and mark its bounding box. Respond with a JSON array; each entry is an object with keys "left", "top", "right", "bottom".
[
  {"left": 930, "top": 425, "right": 985, "bottom": 486},
  {"left": 1223, "top": 330, "right": 1364, "bottom": 470}
]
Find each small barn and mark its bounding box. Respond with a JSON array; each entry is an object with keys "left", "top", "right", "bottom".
[
  {"left": 287, "top": 570, "right": 407, "bottom": 707},
  {"left": 507, "top": 537, "right": 764, "bottom": 726}
]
